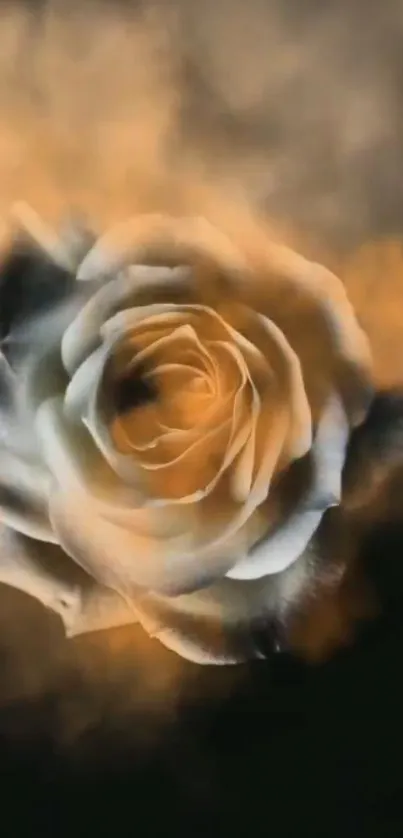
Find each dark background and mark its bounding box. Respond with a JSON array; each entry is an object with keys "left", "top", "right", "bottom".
[{"left": 2, "top": 1, "right": 403, "bottom": 835}]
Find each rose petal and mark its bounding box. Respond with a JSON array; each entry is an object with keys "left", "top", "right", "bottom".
[
  {"left": 229, "top": 359, "right": 260, "bottom": 502},
  {"left": 94, "top": 323, "right": 251, "bottom": 504},
  {"left": 44, "top": 380, "right": 282, "bottom": 593},
  {"left": 76, "top": 214, "right": 248, "bottom": 282},
  {"left": 49, "top": 490, "right": 241, "bottom": 596},
  {"left": 64, "top": 334, "right": 148, "bottom": 491},
  {"left": 243, "top": 245, "right": 372, "bottom": 424},
  {"left": 65, "top": 585, "right": 138, "bottom": 637},
  {"left": 36, "top": 397, "right": 98, "bottom": 494},
  {"left": 0, "top": 524, "right": 135, "bottom": 636},
  {"left": 227, "top": 507, "right": 327, "bottom": 581},
  {"left": 141, "top": 421, "right": 232, "bottom": 500},
  {"left": 134, "top": 381, "right": 250, "bottom": 505},
  {"left": 102, "top": 306, "right": 191, "bottom": 343},
  {"left": 85, "top": 396, "right": 147, "bottom": 490},
  {"left": 12, "top": 294, "right": 96, "bottom": 453},
  {"left": 226, "top": 394, "right": 349, "bottom": 579},
  {"left": 0, "top": 352, "right": 17, "bottom": 440},
  {"left": 71, "top": 581, "right": 258, "bottom": 664},
  {"left": 11, "top": 202, "right": 77, "bottom": 272},
  {"left": 62, "top": 265, "right": 190, "bottom": 375},
  {"left": 64, "top": 346, "right": 109, "bottom": 421},
  {"left": 90, "top": 305, "right": 252, "bottom": 496},
  {"left": 247, "top": 240, "right": 371, "bottom": 376},
  {"left": 258, "top": 313, "right": 312, "bottom": 460},
  {"left": 35, "top": 396, "right": 146, "bottom": 511},
  {"left": 140, "top": 624, "right": 249, "bottom": 665},
  {"left": 49, "top": 461, "right": 288, "bottom": 598},
  {"left": 105, "top": 547, "right": 315, "bottom": 664},
  {"left": 304, "top": 260, "right": 372, "bottom": 382},
  {"left": 302, "top": 262, "right": 373, "bottom": 425},
  {"left": 0, "top": 525, "right": 313, "bottom": 664},
  {"left": 0, "top": 526, "right": 84, "bottom": 630},
  {"left": 103, "top": 304, "right": 275, "bottom": 499},
  {"left": 127, "top": 337, "right": 241, "bottom": 458},
  {"left": 0, "top": 449, "right": 55, "bottom": 542},
  {"left": 57, "top": 213, "right": 96, "bottom": 267}
]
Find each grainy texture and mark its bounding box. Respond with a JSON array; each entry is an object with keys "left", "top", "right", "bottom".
[
  {"left": 1, "top": 2, "right": 403, "bottom": 833},
  {"left": 0, "top": 0, "right": 401, "bottom": 693}
]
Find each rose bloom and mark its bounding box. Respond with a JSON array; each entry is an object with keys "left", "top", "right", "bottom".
[{"left": 0, "top": 208, "right": 372, "bottom": 664}]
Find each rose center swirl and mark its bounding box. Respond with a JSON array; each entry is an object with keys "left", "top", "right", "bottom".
[{"left": 104, "top": 305, "right": 275, "bottom": 502}]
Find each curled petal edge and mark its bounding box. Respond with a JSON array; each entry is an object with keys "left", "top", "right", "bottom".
[{"left": 227, "top": 393, "right": 349, "bottom": 580}]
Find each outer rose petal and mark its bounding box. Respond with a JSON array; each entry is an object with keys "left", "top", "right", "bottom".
[
  {"left": 0, "top": 449, "right": 55, "bottom": 542},
  {"left": 226, "top": 393, "right": 349, "bottom": 579},
  {"left": 0, "top": 524, "right": 136, "bottom": 636},
  {"left": 35, "top": 396, "right": 146, "bottom": 512},
  {"left": 0, "top": 526, "right": 84, "bottom": 631},
  {"left": 76, "top": 214, "right": 370, "bottom": 396},
  {"left": 70, "top": 552, "right": 316, "bottom": 664},
  {"left": 246, "top": 241, "right": 371, "bottom": 377},
  {"left": 0, "top": 353, "right": 27, "bottom": 453},
  {"left": 0, "top": 352, "right": 16, "bottom": 421},
  {"left": 0, "top": 524, "right": 315, "bottom": 665},
  {"left": 257, "top": 314, "right": 312, "bottom": 460},
  {"left": 61, "top": 265, "right": 191, "bottom": 375},
  {"left": 10, "top": 292, "right": 101, "bottom": 462},
  {"left": 0, "top": 238, "right": 91, "bottom": 456},
  {"left": 76, "top": 214, "right": 248, "bottom": 283},
  {"left": 64, "top": 346, "right": 108, "bottom": 421},
  {"left": 244, "top": 247, "right": 372, "bottom": 423},
  {"left": 66, "top": 586, "right": 137, "bottom": 636},
  {"left": 49, "top": 491, "right": 239, "bottom": 597}
]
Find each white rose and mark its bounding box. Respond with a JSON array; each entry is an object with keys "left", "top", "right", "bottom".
[{"left": 0, "top": 208, "right": 372, "bottom": 664}]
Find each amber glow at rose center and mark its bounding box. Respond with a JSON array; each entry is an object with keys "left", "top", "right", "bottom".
[{"left": 109, "top": 315, "right": 254, "bottom": 501}]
